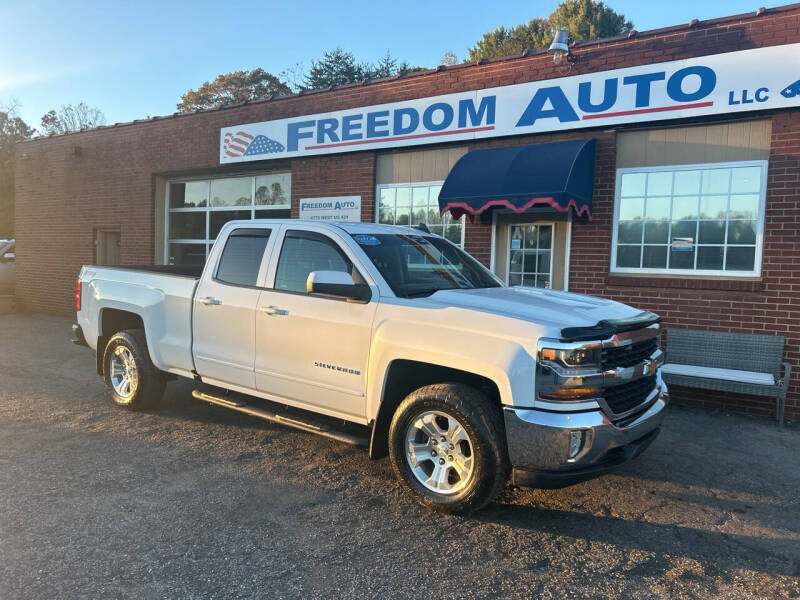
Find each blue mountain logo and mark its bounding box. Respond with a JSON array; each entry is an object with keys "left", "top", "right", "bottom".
[
  {"left": 243, "top": 135, "right": 285, "bottom": 155},
  {"left": 780, "top": 79, "right": 800, "bottom": 99}
]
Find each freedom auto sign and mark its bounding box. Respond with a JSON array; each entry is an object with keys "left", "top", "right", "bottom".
[{"left": 220, "top": 44, "right": 800, "bottom": 163}]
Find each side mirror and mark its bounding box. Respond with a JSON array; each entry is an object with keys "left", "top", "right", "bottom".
[{"left": 307, "top": 270, "right": 371, "bottom": 303}]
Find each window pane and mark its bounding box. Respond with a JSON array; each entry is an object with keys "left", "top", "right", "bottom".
[
  {"left": 274, "top": 235, "right": 350, "bottom": 293},
  {"left": 698, "top": 220, "right": 725, "bottom": 244},
  {"left": 616, "top": 245, "right": 641, "bottom": 268},
  {"left": 410, "top": 207, "right": 426, "bottom": 226},
  {"left": 731, "top": 166, "right": 761, "bottom": 194},
  {"left": 697, "top": 246, "right": 723, "bottom": 270},
  {"left": 644, "top": 222, "right": 669, "bottom": 244},
  {"left": 674, "top": 170, "right": 701, "bottom": 195},
  {"left": 618, "top": 197, "right": 644, "bottom": 220},
  {"left": 412, "top": 187, "right": 429, "bottom": 211},
  {"left": 169, "top": 211, "right": 205, "bottom": 240},
  {"left": 729, "top": 195, "right": 759, "bottom": 219},
  {"left": 379, "top": 206, "right": 394, "bottom": 224},
  {"left": 523, "top": 251, "right": 538, "bottom": 273},
  {"left": 536, "top": 275, "right": 550, "bottom": 289},
  {"left": 210, "top": 177, "right": 252, "bottom": 207},
  {"left": 645, "top": 197, "right": 670, "bottom": 221},
  {"left": 168, "top": 243, "right": 206, "bottom": 267},
  {"left": 647, "top": 171, "right": 672, "bottom": 196},
  {"left": 669, "top": 247, "right": 694, "bottom": 269},
  {"left": 702, "top": 169, "right": 730, "bottom": 194},
  {"left": 379, "top": 188, "right": 395, "bottom": 210},
  {"left": 524, "top": 226, "right": 538, "bottom": 249},
  {"left": 427, "top": 207, "right": 442, "bottom": 225},
  {"left": 725, "top": 247, "right": 756, "bottom": 271},
  {"left": 643, "top": 246, "right": 667, "bottom": 269},
  {"left": 445, "top": 224, "right": 461, "bottom": 244},
  {"left": 618, "top": 221, "right": 643, "bottom": 244},
  {"left": 699, "top": 196, "right": 727, "bottom": 219},
  {"left": 508, "top": 273, "right": 522, "bottom": 286},
  {"left": 538, "top": 250, "right": 551, "bottom": 273},
  {"left": 395, "top": 188, "right": 410, "bottom": 207},
  {"left": 255, "top": 209, "right": 291, "bottom": 219},
  {"left": 671, "top": 220, "right": 697, "bottom": 240},
  {"left": 395, "top": 205, "right": 410, "bottom": 225},
  {"left": 620, "top": 173, "right": 646, "bottom": 197},
  {"left": 255, "top": 174, "right": 290, "bottom": 206},
  {"left": 538, "top": 225, "right": 552, "bottom": 249},
  {"left": 210, "top": 210, "right": 251, "bottom": 239},
  {"left": 509, "top": 250, "right": 523, "bottom": 271},
  {"left": 429, "top": 185, "right": 442, "bottom": 204},
  {"left": 216, "top": 230, "right": 270, "bottom": 286},
  {"left": 169, "top": 181, "right": 208, "bottom": 208},
  {"left": 727, "top": 220, "right": 757, "bottom": 245},
  {"left": 672, "top": 196, "right": 698, "bottom": 220}
]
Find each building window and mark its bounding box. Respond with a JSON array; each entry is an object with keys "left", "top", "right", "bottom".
[
  {"left": 377, "top": 182, "right": 464, "bottom": 246},
  {"left": 508, "top": 224, "right": 553, "bottom": 289},
  {"left": 611, "top": 161, "right": 767, "bottom": 277},
  {"left": 166, "top": 173, "right": 290, "bottom": 265}
]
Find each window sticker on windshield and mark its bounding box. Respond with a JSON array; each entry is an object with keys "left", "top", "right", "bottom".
[{"left": 354, "top": 234, "right": 381, "bottom": 246}]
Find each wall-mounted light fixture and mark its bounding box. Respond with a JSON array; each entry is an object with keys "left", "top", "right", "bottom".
[{"left": 548, "top": 29, "right": 571, "bottom": 64}]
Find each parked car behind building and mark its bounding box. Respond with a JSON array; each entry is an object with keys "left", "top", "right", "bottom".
[{"left": 0, "top": 240, "right": 14, "bottom": 295}]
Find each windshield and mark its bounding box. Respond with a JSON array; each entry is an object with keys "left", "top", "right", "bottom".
[{"left": 351, "top": 232, "right": 503, "bottom": 298}]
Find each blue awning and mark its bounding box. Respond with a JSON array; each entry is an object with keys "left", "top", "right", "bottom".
[{"left": 438, "top": 139, "right": 596, "bottom": 220}]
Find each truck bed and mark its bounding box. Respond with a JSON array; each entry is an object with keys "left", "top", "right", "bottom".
[
  {"left": 78, "top": 264, "right": 201, "bottom": 375},
  {"left": 87, "top": 264, "right": 203, "bottom": 279}
]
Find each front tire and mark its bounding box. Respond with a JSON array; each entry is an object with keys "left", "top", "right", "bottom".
[
  {"left": 103, "top": 329, "right": 165, "bottom": 410},
  {"left": 389, "top": 383, "right": 509, "bottom": 514}
]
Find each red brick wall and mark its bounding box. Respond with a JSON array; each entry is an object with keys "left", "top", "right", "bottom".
[{"left": 13, "top": 6, "right": 800, "bottom": 419}]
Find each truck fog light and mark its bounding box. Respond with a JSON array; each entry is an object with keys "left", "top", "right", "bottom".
[{"left": 568, "top": 430, "right": 584, "bottom": 459}]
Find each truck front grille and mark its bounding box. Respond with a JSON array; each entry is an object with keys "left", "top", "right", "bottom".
[
  {"left": 602, "top": 337, "right": 658, "bottom": 370},
  {"left": 603, "top": 375, "right": 657, "bottom": 416}
]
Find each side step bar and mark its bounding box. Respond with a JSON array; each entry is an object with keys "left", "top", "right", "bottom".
[{"left": 191, "top": 389, "right": 369, "bottom": 448}]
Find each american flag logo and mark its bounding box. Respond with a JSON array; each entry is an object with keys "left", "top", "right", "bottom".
[{"left": 223, "top": 131, "right": 285, "bottom": 158}]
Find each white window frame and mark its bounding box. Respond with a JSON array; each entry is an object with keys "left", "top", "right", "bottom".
[
  {"left": 610, "top": 160, "right": 768, "bottom": 278},
  {"left": 375, "top": 181, "right": 466, "bottom": 247},
  {"left": 165, "top": 173, "right": 291, "bottom": 263}
]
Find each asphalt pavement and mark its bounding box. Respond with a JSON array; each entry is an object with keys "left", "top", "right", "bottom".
[{"left": 0, "top": 313, "right": 798, "bottom": 599}]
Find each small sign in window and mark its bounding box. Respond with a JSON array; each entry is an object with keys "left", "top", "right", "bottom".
[{"left": 671, "top": 237, "right": 694, "bottom": 251}]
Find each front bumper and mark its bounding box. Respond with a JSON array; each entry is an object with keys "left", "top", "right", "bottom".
[{"left": 505, "top": 391, "right": 667, "bottom": 488}]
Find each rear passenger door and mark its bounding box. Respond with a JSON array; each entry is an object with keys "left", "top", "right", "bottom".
[{"left": 193, "top": 227, "right": 275, "bottom": 389}]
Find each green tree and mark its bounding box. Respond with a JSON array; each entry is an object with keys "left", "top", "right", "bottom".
[
  {"left": 40, "top": 102, "right": 105, "bottom": 135},
  {"left": 468, "top": 0, "right": 633, "bottom": 61},
  {"left": 0, "top": 105, "right": 35, "bottom": 237},
  {"left": 303, "top": 48, "right": 369, "bottom": 89},
  {"left": 371, "top": 50, "right": 398, "bottom": 79},
  {"left": 177, "top": 68, "right": 291, "bottom": 112}
]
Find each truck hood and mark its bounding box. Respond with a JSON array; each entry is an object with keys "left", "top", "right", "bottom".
[{"left": 424, "top": 287, "right": 651, "bottom": 337}]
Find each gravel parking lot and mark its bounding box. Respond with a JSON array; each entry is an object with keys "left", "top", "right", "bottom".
[{"left": 0, "top": 313, "right": 798, "bottom": 599}]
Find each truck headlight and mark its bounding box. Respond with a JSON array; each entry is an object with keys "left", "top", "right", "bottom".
[{"left": 539, "top": 346, "right": 600, "bottom": 368}]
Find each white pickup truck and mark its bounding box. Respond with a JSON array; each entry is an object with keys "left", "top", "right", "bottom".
[{"left": 74, "top": 220, "right": 667, "bottom": 513}]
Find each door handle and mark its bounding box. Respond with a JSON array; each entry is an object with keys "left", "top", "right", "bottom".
[
  {"left": 200, "top": 296, "right": 222, "bottom": 306},
  {"left": 259, "top": 305, "right": 289, "bottom": 316}
]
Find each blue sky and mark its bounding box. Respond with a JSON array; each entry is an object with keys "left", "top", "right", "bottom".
[{"left": 0, "top": 0, "right": 789, "bottom": 129}]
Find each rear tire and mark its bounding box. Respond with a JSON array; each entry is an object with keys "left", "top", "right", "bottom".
[
  {"left": 389, "top": 383, "right": 509, "bottom": 515},
  {"left": 103, "top": 329, "right": 165, "bottom": 410}
]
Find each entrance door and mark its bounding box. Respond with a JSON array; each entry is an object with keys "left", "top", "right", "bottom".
[
  {"left": 254, "top": 229, "right": 377, "bottom": 420},
  {"left": 96, "top": 230, "right": 120, "bottom": 265},
  {"left": 507, "top": 224, "right": 554, "bottom": 289}
]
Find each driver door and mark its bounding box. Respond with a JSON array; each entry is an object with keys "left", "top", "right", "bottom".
[{"left": 254, "top": 229, "right": 377, "bottom": 420}]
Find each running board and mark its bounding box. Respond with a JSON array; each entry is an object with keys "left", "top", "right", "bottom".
[{"left": 191, "top": 389, "right": 369, "bottom": 448}]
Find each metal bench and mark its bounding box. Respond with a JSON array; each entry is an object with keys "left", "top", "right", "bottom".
[{"left": 661, "top": 328, "right": 790, "bottom": 427}]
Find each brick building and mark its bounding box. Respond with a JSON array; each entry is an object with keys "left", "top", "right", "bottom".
[{"left": 14, "top": 5, "right": 800, "bottom": 420}]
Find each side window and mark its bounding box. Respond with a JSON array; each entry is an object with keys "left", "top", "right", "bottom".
[
  {"left": 274, "top": 232, "right": 351, "bottom": 294},
  {"left": 215, "top": 228, "right": 271, "bottom": 286}
]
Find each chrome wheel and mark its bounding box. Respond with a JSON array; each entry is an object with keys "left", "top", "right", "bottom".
[
  {"left": 109, "top": 346, "right": 138, "bottom": 400},
  {"left": 404, "top": 410, "right": 475, "bottom": 495}
]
